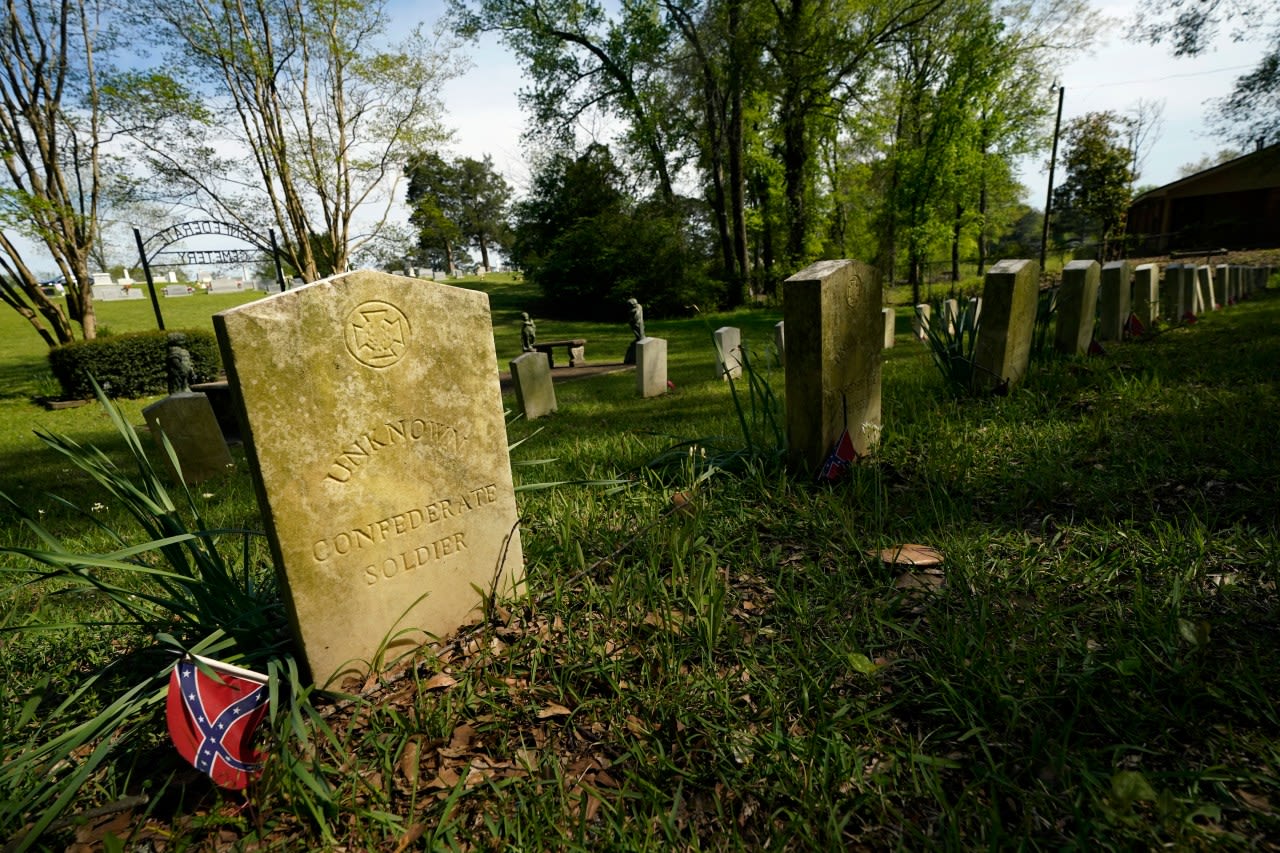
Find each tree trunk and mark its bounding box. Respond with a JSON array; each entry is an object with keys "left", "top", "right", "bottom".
[
  {"left": 727, "top": 0, "right": 749, "bottom": 290},
  {"left": 478, "top": 237, "right": 491, "bottom": 272},
  {"left": 951, "top": 202, "right": 962, "bottom": 283},
  {"left": 976, "top": 130, "right": 989, "bottom": 276},
  {"left": 781, "top": 91, "right": 808, "bottom": 265}
]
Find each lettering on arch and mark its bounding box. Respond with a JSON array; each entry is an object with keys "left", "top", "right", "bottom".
[{"left": 140, "top": 220, "right": 275, "bottom": 263}]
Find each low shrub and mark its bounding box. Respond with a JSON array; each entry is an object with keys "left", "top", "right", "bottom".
[{"left": 47, "top": 328, "right": 221, "bottom": 399}]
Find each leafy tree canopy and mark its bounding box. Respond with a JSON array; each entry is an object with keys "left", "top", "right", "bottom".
[
  {"left": 1051, "top": 111, "right": 1135, "bottom": 260},
  {"left": 511, "top": 143, "right": 719, "bottom": 319}
]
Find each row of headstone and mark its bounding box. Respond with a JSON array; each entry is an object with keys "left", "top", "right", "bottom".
[
  {"left": 507, "top": 323, "right": 756, "bottom": 420},
  {"left": 1053, "top": 261, "right": 1273, "bottom": 354},
  {"left": 884, "top": 296, "right": 981, "bottom": 349}
]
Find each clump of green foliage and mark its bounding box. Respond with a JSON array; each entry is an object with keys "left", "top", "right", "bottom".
[
  {"left": 48, "top": 328, "right": 221, "bottom": 399},
  {"left": 510, "top": 143, "right": 724, "bottom": 319}
]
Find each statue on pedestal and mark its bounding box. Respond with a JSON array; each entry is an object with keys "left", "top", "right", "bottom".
[
  {"left": 166, "top": 332, "right": 195, "bottom": 395},
  {"left": 520, "top": 312, "right": 537, "bottom": 352},
  {"left": 624, "top": 298, "right": 645, "bottom": 364}
]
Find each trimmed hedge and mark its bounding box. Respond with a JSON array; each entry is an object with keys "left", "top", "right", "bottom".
[{"left": 48, "top": 329, "right": 222, "bottom": 399}]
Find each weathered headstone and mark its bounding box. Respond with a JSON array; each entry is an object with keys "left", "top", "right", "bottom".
[
  {"left": 1182, "top": 265, "right": 1201, "bottom": 316},
  {"left": 1163, "top": 264, "right": 1187, "bottom": 320},
  {"left": 882, "top": 307, "right": 895, "bottom": 349},
  {"left": 1055, "top": 260, "right": 1100, "bottom": 354},
  {"left": 968, "top": 297, "right": 983, "bottom": 332},
  {"left": 1099, "top": 260, "right": 1132, "bottom": 341},
  {"left": 509, "top": 352, "right": 557, "bottom": 420},
  {"left": 974, "top": 259, "right": 1039, "bottom": 392},
  {"left": 943, "top": 299, "right": 959, "bottom": 335},
  {"left": 1133, "top": 263, "right": 1159, "bottom": 326},
  {"left": 165, "top": 284, "right": 192, "bottom": 297},
  {"left": 774, "top": 321, "right": 785, "bottom": 366},
  {"left": 714, "top": 326, "right": 743, "bottom": 380},
  {"left": 783, "top": 259, "right": 882, "bottom": 475},
  {"left": 143, "top": 393, "right": 235, "bottom": 485},
  {"left": 214, "top": 270, "right": 524, "bottom": 686},
  {"left": 1214, "top": 265, "right": 1227, "bottom": 308},
  {"left": 913, "top": 304, "right": 931, "bottom": 341},
  {"left": 93, "top": 284, "right": 129, "bottom": 301},
  {"left": 636, "top": 336, "right": 668, "bottom": 398},
  {"left": 1196, "top": 265, "right": 1216, "bottom": 312}
]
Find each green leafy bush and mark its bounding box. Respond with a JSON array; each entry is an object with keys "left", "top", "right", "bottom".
[
  {"left": 510, "top": 144, "right": 723, "bottom": 319},
  {"left": 47, "top": 328, "right": 221, "bottom": 399}
]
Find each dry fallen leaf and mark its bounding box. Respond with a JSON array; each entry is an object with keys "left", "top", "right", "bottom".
[
  {"left": 449, "top": 723, "right": 477, "bottom": 750},
  {"left": 1237, "top": 789, "right": 1274, "bottom": 813},
  {"left": 894, "top": 569, "right": 945, "bottom": 591},
  {"left": 537, "top": 702, "right": 573, "bottom": 718},
  {"left": 429, "top": 766, "right": 460, "bottom": 789},
  {"left": 877, "top": 543, "right": 945, "bottom": 567},
  {"left": 423, "top": 672, "right": 457, "bottom": 690},
  {"left": 399, "top": 735, "right": 423, "bottom": 786}
]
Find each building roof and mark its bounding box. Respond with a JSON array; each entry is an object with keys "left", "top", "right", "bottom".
[{"left": 1132, "top": 142, "right": 1280, "bottom": 204}]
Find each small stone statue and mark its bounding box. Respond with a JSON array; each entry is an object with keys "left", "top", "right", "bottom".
[
  {"left": 627, "top": 298, "right": 644, "bottom": 340},
  {"left": 520, "top": 312, "right": 537, "bottom": 352},
  {"left": 166, "top": 332, "right": 195, "bottom": 395},
  {"left": 624, "top": 298, "right": 645, "bottom": 365}
]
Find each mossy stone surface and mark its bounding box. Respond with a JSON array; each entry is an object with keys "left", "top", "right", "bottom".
[{"left": 214, "top": 271, "right": 523, "bottom": 686}]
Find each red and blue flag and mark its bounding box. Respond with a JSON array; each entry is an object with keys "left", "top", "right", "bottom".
[
  {"left": 818, "top": 428, "right": 857, "bottom": 481},
  {"left": 166, "top": 656, "right": 270, "bottom": 790}
]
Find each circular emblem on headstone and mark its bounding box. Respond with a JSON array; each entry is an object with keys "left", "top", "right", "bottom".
[
  {"left": 344, "top": 301, "right": 410, "bottom": 368},
  {"left": 846, "top": 272, "right": 862, "bottom": 308}
]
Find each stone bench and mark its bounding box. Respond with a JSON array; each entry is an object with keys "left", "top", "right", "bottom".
[{"left": 532, "top": 338, "right": 586, "bottom": 368}]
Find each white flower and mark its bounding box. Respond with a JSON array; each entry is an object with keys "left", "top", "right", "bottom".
[{"left": 90, "top": 502, "right": 106, "bottom": 512}]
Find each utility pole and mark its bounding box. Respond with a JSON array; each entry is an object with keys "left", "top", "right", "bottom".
[{"left": 1040, "top": 83, "right": 1065, "bottom": 274}]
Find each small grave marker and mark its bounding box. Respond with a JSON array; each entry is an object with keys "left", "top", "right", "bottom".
[
  {"left": 913, "top": 304, "right": 930, "bottom": 341},
  {"left": 509, "top": 352, "right": 557, "bottom": 420},
  {"left": 1055, "top": 260, "right": 1100, "bottom": 355},
  {"left": 1196, "top": 265, "right": 1216, "bottom": 312},
  {"left": 974, "top": 259, "right": 1039, "bottom": 392},
  {"left": 783, "top": 259, "right": 882, "bottom": 475},
  {"left": 143, "top": 393, "right": 235, "bottom": 485},
  {"left": 1133, "top": 263, "right": 1159, "bottom": 326},
  {"left": 943, "top": 299, "right": 959, "bottom": 335},
  {"left": 636, "top": 337, "right": 668, "bottom": 397},
  {"left": 1098, "top": 260, "right": 1132, "bottom": 341},
  {"left": 714, "top": 326, "right": 743, "bottom": 380}
]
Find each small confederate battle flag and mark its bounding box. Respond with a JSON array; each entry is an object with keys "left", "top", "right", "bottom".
[
  {"left": 818, "top": 428, "right": 857, "bottom": 481},
  {"left": 167, "top": 656, "right": 270, "bottom": 790}
]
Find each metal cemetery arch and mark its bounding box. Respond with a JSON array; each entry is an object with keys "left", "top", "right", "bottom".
[{"left": 132, "top": 220, "right": 288, "bottom": 330}]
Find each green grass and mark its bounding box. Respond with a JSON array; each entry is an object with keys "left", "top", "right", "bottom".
[{"left": 3, "top": 273, "right": 1280, "bottom": 848}]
